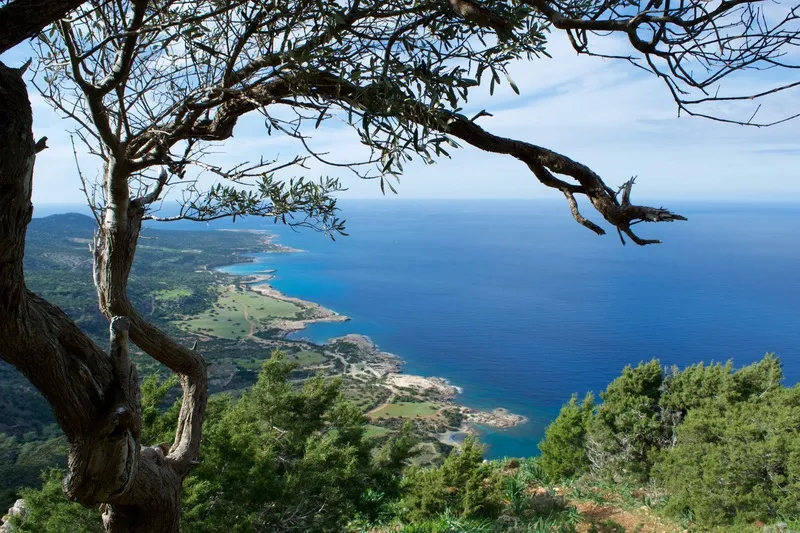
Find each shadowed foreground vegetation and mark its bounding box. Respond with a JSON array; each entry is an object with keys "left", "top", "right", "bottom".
[{"left": 6, "top": 354, "right": 798, "bottom": 533}]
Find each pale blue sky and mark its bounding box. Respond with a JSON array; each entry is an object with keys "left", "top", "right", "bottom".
[{"left": 3, "top": 31, "right": 799, "bottom": 205}]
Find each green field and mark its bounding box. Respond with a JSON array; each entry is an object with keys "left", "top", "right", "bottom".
[
  {"left": 288, "top": 350, "right": 327, "bottom": 365},
  {"left": 370, "top": 402, "right": 440, "bottom": 419},
  {"left": 153, "top": 288, "right": 193, "bottom": 301},
  {"left": 176, "top": 285, "right": 303, "bottom": 339},
  {"left": 364, "top": 425, "right": 392, "bottom": 438}
]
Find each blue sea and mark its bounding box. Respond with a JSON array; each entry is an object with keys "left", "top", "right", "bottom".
[{"left": 40, "top": 200, "right": 800, "bottom": 459}]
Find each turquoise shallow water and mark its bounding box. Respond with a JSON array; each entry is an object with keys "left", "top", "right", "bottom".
[{"left": 210, "top": 199, "right": 800, "bottom": 459}]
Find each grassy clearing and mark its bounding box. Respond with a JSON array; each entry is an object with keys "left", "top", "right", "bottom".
[
  {"left": 179, "top": 313, "right": 250, "bottom": 339},
  {"left": 153, "top": 288, "right": 193, "bottom": 301},
  {"left": 370, "top": 402, "right": 440, "bottom": 419},
  {"left": 364, "top": 425, "right": 392, "bottom": 438},
  {"left": 287, "top": 350, "right": 327, "bottom": 365},
  {"left": 410, "top": 442, "right": 441, "bottom": 465},
  {"left": 227, "top": 289, "right": 301, "bottom": 320},
  {"left": 235, "top": 357, "right": 267, "bottom": 371},
  {"left": 176, "top": 285, "right": 303, "bottom": 339}
]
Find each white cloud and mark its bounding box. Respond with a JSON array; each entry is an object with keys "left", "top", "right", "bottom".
[{"left": 6, "top": 29, "right": 797, "bottom": 206}]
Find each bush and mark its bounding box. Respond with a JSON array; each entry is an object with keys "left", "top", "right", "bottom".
[
  {"left": 538, "top": 394, "right": 594, "bottom": 482},
  {"left": 9, "top": 469, "right": 103, "bottom": 533},
  {"left": 586, "top": 359, "right": 665, "bottom": 482},
  {"left": 0, "top": 433, "right": 66, "bottom": 511},
  {"left": 394, "top": 509, "right": 494, "bottom": 533},
  {"left": 399, "top": 437, "right": 504, "bottom": 522},
  {"left": 12, "top": 353, "right": 417, "bottom": 533},
  {"left": 180, "top": 352, "right": 416, "bottom": 532},
  {"left": 541, "top": 353, "right": 800, "bottom": 528},
  {"left": 655, "top": 385, "right": 800, "bottom": 526}
]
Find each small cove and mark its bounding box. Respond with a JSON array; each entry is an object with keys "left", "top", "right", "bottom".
[{"left": 214, "top": 200, "right": 800, "bottom": 459}]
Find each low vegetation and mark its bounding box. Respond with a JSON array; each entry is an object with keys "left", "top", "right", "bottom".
[
  {"left": 538, "top": 354, "right": 800, "bottom": 530},
  {"left": 9, "top": 353, "right": 799, "bottom": 533},
  {"left": 176, "top": 285, "right": 303, "bottom": 339},
  {"left": 370, "top": 402, "right": 442, "bottom": 419}
]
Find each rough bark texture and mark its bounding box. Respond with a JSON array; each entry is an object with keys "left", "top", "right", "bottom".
[
  {"left": 0, "top": 62, "right": 112, "bottom": 443},
  {"left": 0, "top": 0, "right": 87, "bottom": 53},
  {"left": 0, "top": 60, "right": 190, "bottom": 533}
]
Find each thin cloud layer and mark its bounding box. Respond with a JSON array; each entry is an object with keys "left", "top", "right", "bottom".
[{"left": 2, "top": 30, "right": 798, "bottom": 205}]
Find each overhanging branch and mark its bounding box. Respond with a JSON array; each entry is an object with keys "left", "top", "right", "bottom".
[{"left": 301, "top": 72, "right": 688, "bottom": 244}]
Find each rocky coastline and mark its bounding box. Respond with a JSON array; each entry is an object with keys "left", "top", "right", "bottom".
[
  {"left": 221, "top": 244, "right": 528, "bottom": 448},
  {"left": 318, "top": 332, "right": 528, "bottom": 442}
]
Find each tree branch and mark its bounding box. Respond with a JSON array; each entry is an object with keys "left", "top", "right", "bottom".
[
  {"left": 93, "top": 173, "right": 208, "bottom": 475},
  {"left": 95, "top": 0, "right": 150, "bottom": 96},
  {"left": 124, "top": 64, "right": 685, "bottom": 243},
  {"left": 0, "top": 0, "right": 88, "bottom": 53},
  {"left": 301, "top": 72, "right": 687, "bottom": 244},
  {"left": 521, "top": 0, "right": 800, "bottom": 125}
]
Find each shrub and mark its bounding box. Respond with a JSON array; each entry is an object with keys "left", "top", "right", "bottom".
[
  {"left": 9, "top": 469, "right": 103, "bottom": 533},
  {"left": 655, "top": 385, "right": 800, "bottom": 526},
  {"left": 586, "top": 360, "right": 665, "bottom": 482},
  {"left": 538, "top": 394, "right": 594, "bottom": 482},
  {"left": 399, "top": 437, "right": 504, "bottom": 522},
  {"left": 541, "top": 354, "right": 799, "bottom": 528}
]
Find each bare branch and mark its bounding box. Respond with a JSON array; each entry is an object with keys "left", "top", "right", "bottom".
[
  {"left": 34, "top": 136, "right": 48, "bottom": 152},
  {"left": 563, "top": 189, "right": 606, "bottom": 236},
  {"left": 521, "top": 0, "right": 800, "bottom": 125},
  {"left": 95, "top": 0, "right": 149, "bottom": 96}
]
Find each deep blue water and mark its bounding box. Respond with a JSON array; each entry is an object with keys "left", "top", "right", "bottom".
[{"left": 39, "top": 200, "right": 800, "bottom": 458}]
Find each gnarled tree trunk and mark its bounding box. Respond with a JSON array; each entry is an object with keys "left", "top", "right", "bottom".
[
  {"left": 91, "top": 156, "right": 210, "bottom": 508},
  {"left": 0, "top": 60, "right": 201, "bottom": 533}
]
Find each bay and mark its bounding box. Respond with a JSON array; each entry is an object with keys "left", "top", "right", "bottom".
[
  {"left": 37, "top": 200, "right": 800, "bottom": 458},
  {"left": 214, "top": 199, "right": 800, "bottom": 459}
]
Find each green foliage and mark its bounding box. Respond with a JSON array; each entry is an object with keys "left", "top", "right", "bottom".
[
  {"left": 0, "top": 435, "right": 66, "bottom": 510},
  {"left": 399, "top": 437, "right": 504, "bottom": 523},
  {"left": 659, "top": 355, "right": 784, "bottom": 418},
  {"left": 587, "top": 360, "right": 665, "bottom": 482},
  {"left": 9, "top": 469, "right": 103, "bottom": 533},
  {"left": 538, "top": 394, "right": 594, "bottom": 482},
  {"left": 541, "top": 353, "right": 800, "bottom": 528},
  {"left": 372, "top": 422, "right": 421, "bottom": 498},
  {"left": 10, "top": 356, "right": 415, "bottom": 532},
  {"left": 656, "top": 385, "right": 800, "bottom": 526},
  {"left": 180, "top": 351, "right": 414, "bottom": 532},
  {"left": 493, "top": 462, "right": 580, "bottom": 533},
  {"left": 140, "top": 374, "right": 180, "bottom": 446},
  {"left": 392, "top": 508, "right": 494, "bottom": 532},
  {"left": 184, "top": 176, "right": 347, "bottom": 237},
  {"left": 516, "top": 458, "right": 549, "bottom": 487}
]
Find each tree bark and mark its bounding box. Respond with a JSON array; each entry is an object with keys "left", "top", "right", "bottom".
[
  {"left": 92, "top": 161, "right": 209, "bottom": 477},
  {"left": 0, "top": 60, "right": 189, "bottom": 533},
  {"left": 0, "top": 0, "right": 88, "bottom": 54}
]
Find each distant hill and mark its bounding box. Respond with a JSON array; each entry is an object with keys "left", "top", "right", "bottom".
[
  {"left": 24, "top": 214, "right": 95, "bottom": 273},
  {"left": 28, "top": 212, "right": 96, "bottom": 235}
]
